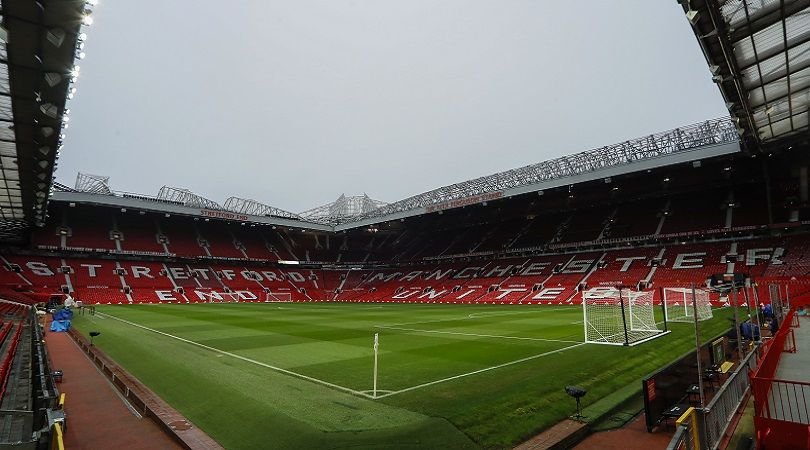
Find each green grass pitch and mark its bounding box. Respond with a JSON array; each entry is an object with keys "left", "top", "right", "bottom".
[{"left": 71, "top": 303, "right": 733, "bottom": 449}]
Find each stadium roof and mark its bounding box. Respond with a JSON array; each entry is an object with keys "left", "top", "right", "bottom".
[
  {"left": 55, "top": 117, "right": 741, "bottom": 232},
  {"left": 300, "top": 194, "right": 388, "bottom": 226},
  {"left": 0, "top": 0, "right": 88, "bottom": 241},
  {"left": 338, "top": 117, "right": 740, "bottom": 229},
  {"left": 682, "top": 0, "right": 810, "bottom": 151}
]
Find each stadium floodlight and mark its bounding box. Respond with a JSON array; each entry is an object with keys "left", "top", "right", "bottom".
[
  {"left": 82, "top": 11, "right": 94, "bottom": 26},
  {"left": 582, "top": 288, "right": 669, "bottom": 346},
  {"left": 685, "top": 9, "right": 699, "bottom": 25},
  {"left": 44, "top": 72, "right": 62, "bottom": 87},
  {"left": 46, "top": 28, "right": 65, "bottom": 47},
  {"left": 39, "top": 103, "right": 58, "bottom": 119}
]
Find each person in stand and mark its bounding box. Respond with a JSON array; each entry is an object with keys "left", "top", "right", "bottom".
[
  {"left": 762, "top": 302, "right": 774, "bottom": 319},
  {"left": 63, "top": 293, "right": 77, "bottom": 309},
  {"left": 767, "top": 317, "right": 779, "bottom": 336}
]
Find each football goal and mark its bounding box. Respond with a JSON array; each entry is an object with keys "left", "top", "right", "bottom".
[
  {"left": 663, "top": 287, "right": 712, "bottom": 323},
  {"left": 582, "top": 288, "right": 669, "bottom": 346},
  {"left": 199, "top": 291, "right": 243, "bottom": 303},
  {"left": 264, "top": 292, "right": 293, "bottom": 302}
]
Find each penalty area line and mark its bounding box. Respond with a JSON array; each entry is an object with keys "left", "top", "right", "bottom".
[
  {"left": 374, "top": 325, "right": 582, "bottom": 344},
  {"left": 95, "top": 311, "right": 375, "bottom": 400},
  {"left": 375, "top": 342, "right": 587, "bottom": 399}
]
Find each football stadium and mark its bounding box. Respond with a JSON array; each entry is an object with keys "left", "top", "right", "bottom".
[{"left": 0, "top": 1, "right": 808, "bottom": 449}]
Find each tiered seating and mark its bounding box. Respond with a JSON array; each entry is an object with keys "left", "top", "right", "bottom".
[
  {"left": 160, "top": 220, "right": 207, "bottom": 257},
  {"left": 651, "top": 242, "right": 731, "bottom": 289},
  {"left": 7, "top": 212, "right": 810, "bottom": 307},
  {"left": 164, "top": 264, "right": 203, "bottom": 291},
  {"left": 30, "top": 222, "right": 61, "bottom": 248},
  {"left": 232, "top": 229, "right": 277, "bottom": 260},
  {"left": 69, "top": 259, "right": 128, "bottom": 304},
  {"left": 0, "top": 262, "right": 29, "bottom": 289},
  {"left": 0, "top": 322, "right": 22, "bottom": 401},
  {"left": 334, "top": 270, "right": 375, "bottom": 301},
  {"left": 0, "top": 290, "right": 40, "bottom": 305},
  {"left": 585, "top": 248, "right": 660, "bottom": 289},
  {"left": 762, "top": 235, "right": 810, "bottom": 278},
  {"left": 454, "top": 258, "right": 531, "bottom": 304},
  {"left": 117, "top": 214, "right": 165, "bottom": 253},
  {"left": 731, "top": 188, "right": 770, "bottom": 228},
  {"left": 264, "top": 231, "right": 298, "bottom": 261},
  {"left": 76, "top": 289, "right": 129, "bottom": 304},
  {"left": 129, "top": 289, "right": 179, "bottom": 304},
  {"left": 198, "top": 225, "right": 244, "bottom": 259},
  {"left": 70, "top": 260, "right": 121, "bottom": 288},
  {"left": 3, "top": 257, "right": 67, "bottom": 292},
  {"left": 339, "top": 235, "right": 373, "bottom": 262},
  {"left": 510, "top": 212, "right": 567, "bottom": 249},
  {"left": 116, "top": 261, "right": 174, "bottom": 304},
  {"left": 659, "top": 191, "right": 727, "bottom": 234},
  {"left": 560, "top": 206, "right": 612, "bottom": 243},
  {"left": 540, "top": 252, "right": 602, "bottom": 304},
  {"left": 605, "top": 199, "right": 662, "bottom": 239},
  {"left": 64, "top": 211, "right": 116, "bottom": 251}
]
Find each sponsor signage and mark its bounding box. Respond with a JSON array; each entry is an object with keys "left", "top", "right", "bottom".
[
  {"left": 425, "top": 191, "right": 504, "bottom": 213},
  {"left": 200, "top": 209, "right": 249, "bottom": 221}
]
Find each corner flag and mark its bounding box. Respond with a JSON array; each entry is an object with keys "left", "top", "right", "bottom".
[{"left": 373, "top": 333, "right": 379, "bottom": 398}]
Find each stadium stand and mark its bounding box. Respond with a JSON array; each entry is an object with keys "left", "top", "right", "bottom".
[
  {"left": 160, "top": 218, "right": 208, "bottom": 257},
  {"left": 116, "top": 212, "right": 167, "bottom": 254},
  {"left": 0, "top": 119, "right": 807, "bottom": 313}
]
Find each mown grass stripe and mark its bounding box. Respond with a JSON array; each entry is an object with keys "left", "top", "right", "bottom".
[
  {"left": 374, "top": 325, "right": 582, "bottom": 343},
  {"left": 376, "top": 342, "right": 587, "bottom": 398},
  {"left": 96, "top": 311, "right": 375, "bottom": 399}
]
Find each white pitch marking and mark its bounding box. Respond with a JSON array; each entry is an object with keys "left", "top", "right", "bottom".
[
  {"left": 374, "top": 325, "right": 582, "bottom": 344},
  {"left": 379, "top": 306, "right": 575, "bottom": 328},
  {"left": 375, "top": 342, "right": 587, "bottom": 399},
  {"left": 95, "top": 311, "right": 375, "bottom": 399}
]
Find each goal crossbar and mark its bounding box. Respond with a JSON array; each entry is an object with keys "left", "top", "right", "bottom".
[{"left": 582, "top": 288, "right": 669, "bottom": 346}]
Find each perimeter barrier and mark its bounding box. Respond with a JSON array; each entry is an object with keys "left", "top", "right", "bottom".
[{"left": 750, "top": 308, "right": 809, "bottom": 449}]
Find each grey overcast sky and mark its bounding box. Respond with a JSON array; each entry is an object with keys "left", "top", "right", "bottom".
[{"left": 57, "top": 0, "right": 729, "bottom": 213}]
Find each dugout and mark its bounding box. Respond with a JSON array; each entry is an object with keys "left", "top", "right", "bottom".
[{"left": 642, "top": 333, "right": 731, "bottom": 432}]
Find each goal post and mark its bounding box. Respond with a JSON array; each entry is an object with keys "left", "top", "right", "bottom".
[
  {"left": 264, "top": 292, "right": 293, "bottom": 303},
  {"left": 582, "top": 288, "right": 669, "bottom": 346},
  {"left": 663, "top": 287, "right": 712, "bottom": 323},
  {"left": 199, "top": 291, "right": 242, "bottom": 303}
]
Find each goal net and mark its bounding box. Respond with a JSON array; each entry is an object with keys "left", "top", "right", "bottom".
[
  {"left": 198, "top": 291, "right": 274, "bottom": 303},
  {"left": 264, "top": 292, "right": 293, "bottom": 302},
  {"left": 663, "top": 287, "right": 712, "bottom": 323},
  {"left": 199, "top": 291, "right": 242, "bottom": 303},
  {"left": 583, "top": 288, "right": 668, "bottom": 346}
]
